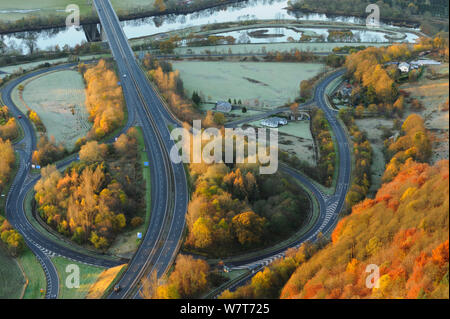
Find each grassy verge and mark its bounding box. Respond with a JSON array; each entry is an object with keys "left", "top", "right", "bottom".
[
  {"left": 89, "top": 264, "right": 128, "bottom": 299},
  {"left": 106, "top": 126, "right": 151, "bottom": 258},
  {"left": 51, "top": 256, "right": 105, "bottom": 299},
  {"left": 17, "top": 248, "right": 46, "bottom": 299},
  {"left": 0, "top": 244, "right": 25, "bottom": 299},
  {"left": 136, "top": 126, "right": 151, "bottom": 231}
]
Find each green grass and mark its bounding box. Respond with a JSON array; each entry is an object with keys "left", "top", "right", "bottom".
[
  {"left": 51, "top": 256, "right": 105, "bottom": 299},
  {"left": 0, "top": 244, "right": 25, "bottom": 299},
  {"left": 18, "top": 248, "right": 46, "bottom": 299}
]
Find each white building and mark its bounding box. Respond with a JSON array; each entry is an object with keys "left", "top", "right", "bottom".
[{"left": 398, "top": 62, "right": 410, "bottom": 73}]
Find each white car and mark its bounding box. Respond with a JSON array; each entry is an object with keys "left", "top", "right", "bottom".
[{"left": 123, "top": 74, "right": 127, "bottom": 78}]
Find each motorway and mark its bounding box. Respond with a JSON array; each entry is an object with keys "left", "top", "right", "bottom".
[
  {"left": 93, "top": 0, "right": 188, "bottom": 299},
  {"left": 2, "top": 0, "right": 350, "bottom": 299}
]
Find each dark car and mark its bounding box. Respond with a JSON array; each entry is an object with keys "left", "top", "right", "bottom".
[
  {"left": 18, "top": 115, "right": 22, "bottom": 119},
  {"left": 113, "top": 285, "right": 121, "bottom": 293}
]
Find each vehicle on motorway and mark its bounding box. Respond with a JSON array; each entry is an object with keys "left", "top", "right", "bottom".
[
  {"left": 114, "top": 285, "right": 121, "bottom": 293},
  {"left": 18, "top": 115, "right": 22, "bottom": 119}
]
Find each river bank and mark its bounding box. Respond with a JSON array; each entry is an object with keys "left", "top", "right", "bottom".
[{"left": 0, "top": 0, "right": 246, "bottom": 34}]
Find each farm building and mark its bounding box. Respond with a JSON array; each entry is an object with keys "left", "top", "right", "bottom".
[
  {"left": 261, "top": 117, "right": 287, "bottom": 128},
  {"left": 216, "top": 101, "right": 232, "bottom": 113},
  {"left": 398, "top": 62, "right": 410, "bottom": 73}
]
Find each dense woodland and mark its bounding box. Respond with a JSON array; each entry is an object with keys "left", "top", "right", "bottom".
[
  {"left": 32, "top": 135, "right": 67, "bottom": 167},
  {"left": 383, "top": 114, "right": 432, "bottom": 183},
  {"left": 34, "top": 129, "right": 145, "bottom": 250},
  {"left": 142, "top": 54, "right": 204, "bottom": 124},
  {"left": 0, "top": 138, "right": 24, "bottom": 256},
  {"left": 279, "top": 159, "right": 448, "bottom": 299}
]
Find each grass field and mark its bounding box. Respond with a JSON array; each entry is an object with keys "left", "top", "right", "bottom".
[
  {"left": 0, "top": 244, "right": 25, "bottom": 299},
  {"left": 18, "top": 248, "right": 46, "bottom": 299},
  {"left": 172, "top": 61, "right": 324, "bottom": 108},
  {"left": 0, "top": 0, "right": 155, "bottom": 23},
  {"left": 12, "top": 69, "right": 91, "bottom": 150},
  {"left": 52, "top": 256, "right": 105, "bottom": 299}
]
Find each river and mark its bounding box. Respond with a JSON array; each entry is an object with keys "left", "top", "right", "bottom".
[{"left": 1, "top": 0, "right": 420, "bottom": 54}]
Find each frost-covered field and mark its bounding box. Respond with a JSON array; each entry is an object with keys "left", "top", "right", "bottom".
[
  {"left": 12, "top": 70, "right": 91, "bottom": 150},
  {"left": 172, "top": 61, "right": 324, "bottom": 108}
]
